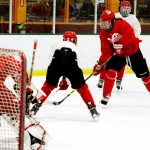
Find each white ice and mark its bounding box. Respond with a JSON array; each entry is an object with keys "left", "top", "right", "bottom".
[{"left": 32, "top": 74, "right": 150, "bottom": 150}]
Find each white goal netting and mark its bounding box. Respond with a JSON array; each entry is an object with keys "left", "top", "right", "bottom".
[{"left": 0, "top": 48, "right": 26, "bottom": 150}]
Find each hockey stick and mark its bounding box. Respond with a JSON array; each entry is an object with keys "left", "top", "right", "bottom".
[
  {"left": 29, "top": 40, "right": 38, "bottom": 85},
  {"left": 44, "top": 88, "right": 60, "bottom": 105},
  {"left": 50, "top": 55, "right": 113, "bottom": 106},
  {"left": 50, "top": 73, "right": 93, "bottom": 106}
]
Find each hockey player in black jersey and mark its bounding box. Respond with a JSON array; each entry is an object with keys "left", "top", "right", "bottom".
[{"left": 30, "top": 31, "right": 100, "bottom": 119}]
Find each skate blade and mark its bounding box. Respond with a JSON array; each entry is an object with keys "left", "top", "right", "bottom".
[
  {"left": 92, "top": 114, "right": 100, "bottom": 122},
  {"left": 93, "top": 116, "right": 99, "bottom": 122},
  {"left": 100, "top": 103, "right": 108, "bottom": 109}
]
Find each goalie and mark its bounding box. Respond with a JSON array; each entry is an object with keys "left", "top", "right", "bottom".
[{"left": 0, "top": 54, "right": 50, "bottom": 149}]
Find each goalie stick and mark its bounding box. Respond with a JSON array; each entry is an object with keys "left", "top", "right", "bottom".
[
  {"left": 29, "top": 40, "right": 38, "bottom": 85},
  {"left": 49, "top": 55, "right": 113, "bottom": 106}
]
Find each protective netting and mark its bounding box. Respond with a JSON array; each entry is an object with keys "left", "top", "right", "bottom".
[{"left": 0, "top": 49, "right": 26, "bottom": 150}]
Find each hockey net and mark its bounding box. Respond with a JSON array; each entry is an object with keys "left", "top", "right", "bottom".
[{"left": 0, "top": 48, "right": 26, "bottom": 150}]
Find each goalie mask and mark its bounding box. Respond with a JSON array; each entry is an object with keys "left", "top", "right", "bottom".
[
  {"left": 120, "top": 1, "right": 132, "bottom": 17},
  {"left": 100, "top": 10, "right": 115, "bottom": 32},
  {"left": 63, "top": 31, "right": 77, "bottom": 45}
]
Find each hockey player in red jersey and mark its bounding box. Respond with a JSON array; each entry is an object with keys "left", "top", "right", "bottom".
[
  {"left": 97, "top": 0, "right": 141, "bottom": 91},
  {"left": 93, "top": 10, "right": 150, "bottom": 105},
  {"left": 0, "top": 54, "right": 49, "bottom": 149},
  {"left": 30, "top": 31, "right": 100, "bottom": 119}
]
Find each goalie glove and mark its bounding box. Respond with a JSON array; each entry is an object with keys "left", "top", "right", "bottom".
[
  {"left": 93, "top": 61, "right": 104, "bottom": 76},
  {"left": 59, "top": 77, "right": 69, "bottom": 90},
  {"left": 26, "top": 87, "right": 36, "bottom": 114}
]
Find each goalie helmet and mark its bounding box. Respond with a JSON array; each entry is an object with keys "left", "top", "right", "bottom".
[
  {"left": 63, "top": 31, "right": 77, "bottom": 45},
  {"left": 120, "top": 0, "right": 132, "bottom": 17},
  {"left": 100, "top": 10, "right": 115, "bottom": 32}
]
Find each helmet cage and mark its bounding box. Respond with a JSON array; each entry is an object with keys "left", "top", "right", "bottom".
[
  {"left": 120, "top": 5, "right": 131, "bottom": 17},
  {"left": 100, "top": 20, "right": 112, "bottom": 31}
]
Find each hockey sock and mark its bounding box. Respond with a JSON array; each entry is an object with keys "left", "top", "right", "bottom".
[
  {"left": 39, "top": 81, "right": 57, "bottom": 103},
  {"left": 103, "top": 69, "right": 117, "bottom": 98},
  {"left": 99, "top": 68, "right": 106, "bottom": 79},
  {"left": 141, "top": 76, "right": 150, "bottom": 92},
  {"left": 77, "top": 83, "right": 96, "bottom": 108},
  {"left": 116, "top": 65, "right": 126, "bottom": 80}
]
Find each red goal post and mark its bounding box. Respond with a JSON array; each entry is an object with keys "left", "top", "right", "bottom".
[{"left": 0, "top": 48, "right": 26, "bottom": 150}]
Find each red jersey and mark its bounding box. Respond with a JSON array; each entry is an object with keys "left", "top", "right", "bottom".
[
  {"left": 99, "top": 20, "right": 141, "bottom": 63},
  {"left": 28, "top": 2, "right": 51, "bottom": 17}
]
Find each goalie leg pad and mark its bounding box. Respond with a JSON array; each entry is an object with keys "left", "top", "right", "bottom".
[
  {"left": 24, "top": 115, "right": 51, "bottom": 150},
  {"left": 2, "top": 114, "right": 51, "bottom": 150}
]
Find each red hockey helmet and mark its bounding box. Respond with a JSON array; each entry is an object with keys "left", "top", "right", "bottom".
[
  {"left": 100, "top": 10, "right": 115, "bottom": 32},
  {"left": 63, "top": 31, "right": 77, "bottom": 44},
  {"left": 120, "top": 0, "right": 132, "bottom": 7},
  {"left": 120, "top": 1, "right": 132, "bottom": 17}
]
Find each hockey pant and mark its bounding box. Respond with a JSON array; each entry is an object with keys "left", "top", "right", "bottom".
[
  {"left": 100, "top": 65, "right": 125, "bottom": 80},
  {"left": 103, "top": 69, "right": 117, "bottom": 98},
  {"left": 77, "top": 83, "right": 96, "bottom": 108},
  {"left": 2, "top": 114, "right": 50, "bottom": 150}
]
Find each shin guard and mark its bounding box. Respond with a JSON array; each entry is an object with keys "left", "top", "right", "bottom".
[
  {"left": 117, "top": 65, "right": 126, "bottom": 80},
  {"left": 141, "top": 76, "right": 150, "bottom": 92},
  {"left": 38, "top": 81, "right": 57, "bottom": 103},
  {"left": 100, "top": 69, "right": 106, "bottom": 79},
  {"left": 103, "top": 69, "right": 117, "bottom": 98},
  {"left": 77, "top": 83, "right": 96, "bottom": 108}
]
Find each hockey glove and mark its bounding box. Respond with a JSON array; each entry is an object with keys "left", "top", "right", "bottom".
[
  {"left": 93, "top": 62, "right": 104, "bottom": 76},
  {"left": 111, "top": 33, "right": 122, "bottom": 44},
  {"left": 26, "top": 87, "right": 38, "bottom": 104},
  {"left": 59, "top": 77, "right": 69, "bottom": 90}
]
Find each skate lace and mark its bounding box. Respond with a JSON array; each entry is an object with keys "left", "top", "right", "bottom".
[
  {"left": 98, "top": 79, "right": 104, "bottom": 85},
  {"left": 116, "top": 80, "right": 121, "bottom": 86}
]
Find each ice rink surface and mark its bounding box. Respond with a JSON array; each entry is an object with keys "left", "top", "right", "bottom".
[{"left": 32, "top": 74, "right": 150, "bottom": 150}]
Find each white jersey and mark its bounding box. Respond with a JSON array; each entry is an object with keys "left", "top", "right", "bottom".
[
  {"left": 49, "top": 41, "right": 82, "bottom": 68},
  {"left": 115, "top": 13, "right": 141, "bottom": 38}
]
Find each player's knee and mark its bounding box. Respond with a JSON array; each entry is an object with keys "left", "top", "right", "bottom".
[
  {"left": 77, "top": 83, "right": 88, "bottom": 93},
  {"left": 141, "top": 76, "right": 150, "bottom": 84},
  {"left": 106, "top": 69, "right": 117, "bottom": 80},
  {"left": 41, "top": 81, "right": 56, "bottom": 96}
]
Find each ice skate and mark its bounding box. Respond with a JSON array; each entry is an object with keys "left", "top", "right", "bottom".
[
  {"left": 100, "top": 97, "right": 109, "bottom": 105},
  {"left": 116, "top": 80, "right": 122, "bottom": 91},
  {"left": 97, "top": 78, "right": 104, "bottom": 88},
  {"left": 88, "top": 102, "right": 100, "bottom": 120}
]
